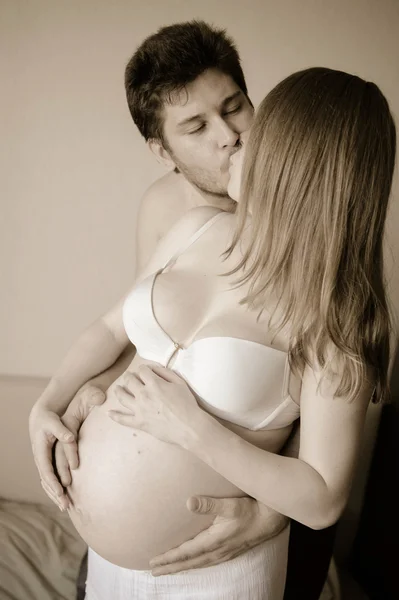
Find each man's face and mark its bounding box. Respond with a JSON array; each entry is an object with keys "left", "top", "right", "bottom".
[{"left": 161, "top": 69, "right": 254, "bottom": 198}]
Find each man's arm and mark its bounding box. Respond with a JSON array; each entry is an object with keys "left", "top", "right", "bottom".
[
  {"left": 35, "top": 175, "right": 184, "bottom": 507},
  {"left": 146, "top": 407, "right": 299, "bottom": 577},
  {"left": 67, "top": 174, "right": 185, "bottom": 395},
  {"left": 79, "top": 344, "right": 136, "bottom": 394}
]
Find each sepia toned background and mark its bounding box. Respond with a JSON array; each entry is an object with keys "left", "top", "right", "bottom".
[
  {"left": 1, "top": 0, "right": 398, "bottom": 377},
  {"left": 1, "top": 1, "right": 398, "bottom": 598}
]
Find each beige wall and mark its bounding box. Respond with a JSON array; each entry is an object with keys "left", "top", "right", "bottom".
[
  {"left": 2, "top": 0, "right": 398, "bottom": 567},
  {"left": 1, "top": 0, "right": 399, "bottom": 377}
]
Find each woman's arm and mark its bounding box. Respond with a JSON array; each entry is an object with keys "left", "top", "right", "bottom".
[
  {"left": 279, "top": 419, "right": 300, "bottom": 458},
  {"left": 185, "top": 362, "right": 373, "bottom": 530},
  {"left": 112, "top": 359, "right": 373, "bottom": 531}
]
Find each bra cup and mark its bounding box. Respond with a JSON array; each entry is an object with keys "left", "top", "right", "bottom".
[
  {"left": 122, "top": 212, "right": 300, "bottom": 432},
  {"left": 123, "top": 287, "right": 301, "bottom": 431},
  {"left": 173, "top": 338, "right": 300, "bottom": 430},
  {"left": 123, "top": 273, "right": 177, "bottom": 365}
]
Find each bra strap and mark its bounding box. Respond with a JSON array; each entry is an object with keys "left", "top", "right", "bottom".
[{"left": 162, "top": 211, "right": 226, "bottom": 271}]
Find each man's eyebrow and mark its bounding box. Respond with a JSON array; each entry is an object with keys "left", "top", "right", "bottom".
[
  {"left": 177, "top": 114, "right": 205, "bottom": 129},
  {"left": 176, "top": 91, "right": 244, "bottom": 129},
  {"left": 221, "top": 90, "right": 243, "bottom": 107}
]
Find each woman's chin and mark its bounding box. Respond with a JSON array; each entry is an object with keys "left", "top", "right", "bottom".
[{"left": 227, "top": 182, "right": 239, "bottom": 203}]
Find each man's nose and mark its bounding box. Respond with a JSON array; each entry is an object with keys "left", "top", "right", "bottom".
[{"left": 216, "top": 120, "right": 240, "bottom": 148}]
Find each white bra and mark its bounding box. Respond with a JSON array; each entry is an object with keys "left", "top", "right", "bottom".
[{"left": 123, "top": 213, "right": 300, "bottom": 431}]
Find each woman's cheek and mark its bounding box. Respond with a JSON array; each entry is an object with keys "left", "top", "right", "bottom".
[{"left": 228, "top": 164, "right": 241, "bottom": 202}]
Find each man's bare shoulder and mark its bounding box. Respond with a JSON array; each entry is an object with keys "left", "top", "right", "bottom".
[
  {"left": 139, "top": 171, "right": 192, "bottom": 226},
  {"left": 147, "top": 170, "right": 188, "bottom": 196},
  {"left": 136, "top": 171, "right": 207, "bottom": 273}
]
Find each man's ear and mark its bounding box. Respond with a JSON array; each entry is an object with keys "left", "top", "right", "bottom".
[{"left": 148, "top": 139, "right": 176, "bottom": 170}]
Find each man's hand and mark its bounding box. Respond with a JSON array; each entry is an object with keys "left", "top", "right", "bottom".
[
  {"left": 29, "top": 385, "right": 106, "bottom": 510},
  {"left": 149, "top": 495, "right": 288, "bottom": 576},
  {"left": 29, "top": 405, "right": 77, "bottom": 510},
  {"left": 53, "top": 385, "right": 106, "bottom": 491}
]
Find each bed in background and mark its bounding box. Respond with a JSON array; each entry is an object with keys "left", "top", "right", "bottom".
[
  {"left": 2, "top": 370, "right": 378, "bottom": 599},
  {"left": 0, "top": 375, "right": 87, "bottom": 600}
]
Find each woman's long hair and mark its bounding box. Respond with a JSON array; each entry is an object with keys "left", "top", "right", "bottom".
[{"left": 227, "top": 67, "right": 396, "bottom": 403}]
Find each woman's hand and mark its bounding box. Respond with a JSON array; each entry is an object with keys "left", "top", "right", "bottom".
[
  {"left": 149, "top": 495, "right": 288, "bottom": 575},
  {"left": 108, "top": 364, "right": 202, "bottom": 448}
]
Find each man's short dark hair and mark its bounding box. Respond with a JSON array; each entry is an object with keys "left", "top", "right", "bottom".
[{"left": 124, "top": 20, "right": 248, "bottom": 144}]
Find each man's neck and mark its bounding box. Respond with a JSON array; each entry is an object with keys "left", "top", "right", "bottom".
[{"left": 185, "top": 179, "right": 236, "bottom": 212}]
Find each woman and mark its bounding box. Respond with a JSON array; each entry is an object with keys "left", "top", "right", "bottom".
[{"left": 29, "top": 67, "right": 396, "bottom": 599}]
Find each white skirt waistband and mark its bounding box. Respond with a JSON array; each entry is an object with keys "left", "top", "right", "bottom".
[{"left": 85, "top": 523, "right": 290, "bottom": 600}]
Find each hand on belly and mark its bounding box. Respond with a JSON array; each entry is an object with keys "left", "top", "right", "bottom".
[{"left": 66, "top": 390, "right": 245, "bottom": 570}]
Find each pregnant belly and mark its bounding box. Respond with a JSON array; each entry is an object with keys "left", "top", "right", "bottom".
[
  {"left": 67, "top": 358, "right": 293, "bottom": 570},
  {"left": 67, "top": 385, "right": 248, "bottom": 570}
]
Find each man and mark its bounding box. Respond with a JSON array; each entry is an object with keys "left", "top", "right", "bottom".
[{"left": 31, "top": 20, "right": 336, "bottom": 599}]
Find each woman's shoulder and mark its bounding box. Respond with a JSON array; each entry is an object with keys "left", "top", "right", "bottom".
[
  {"left": 163, "top": 206, "right": 229, "bottom": 247},
  {"left": 178, "top": 205, "right": 225, "bottom": 228},
  {"left": 138, "top": 207, "right": 230, "bottom": 278}
]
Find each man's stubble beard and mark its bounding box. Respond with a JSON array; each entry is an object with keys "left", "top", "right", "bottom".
[{"left": 170, "top": 154, "right": 236, "bottom": 211}]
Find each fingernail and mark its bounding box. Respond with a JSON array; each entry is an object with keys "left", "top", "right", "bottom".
[{"left": 188, "top": 497, "right": 200, "bottom": 512}]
